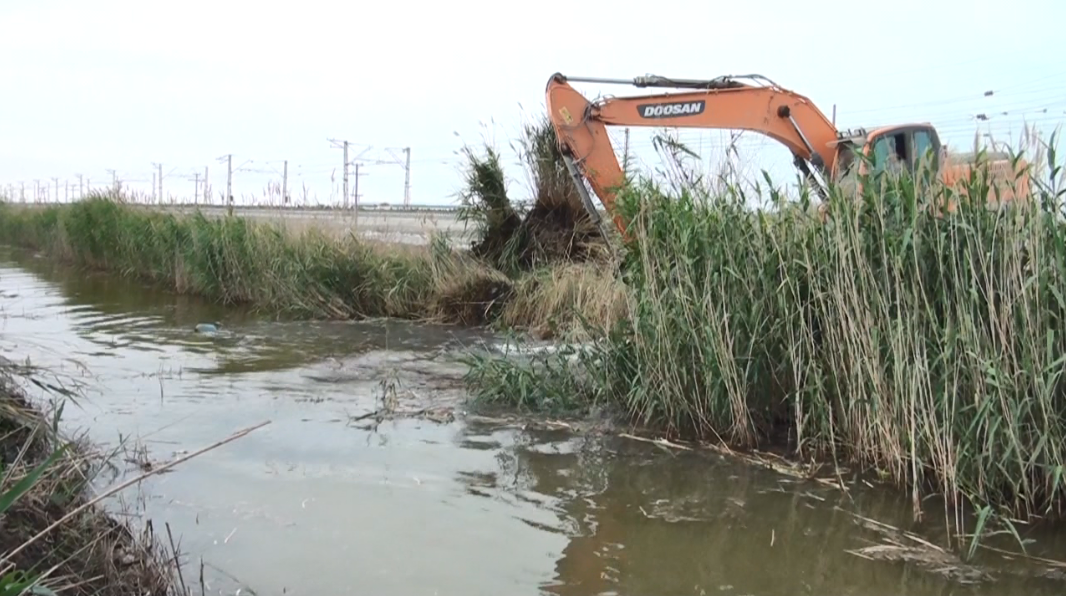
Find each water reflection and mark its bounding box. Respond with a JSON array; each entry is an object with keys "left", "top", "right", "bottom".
[
  {"left": 3, "top": 248, "right": 493, "bottom": 376},
  {"left": 454, "top": 423, "right": 1066, "bottom": 596}
]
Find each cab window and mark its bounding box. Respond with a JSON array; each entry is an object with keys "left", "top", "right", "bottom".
[
  {"left": 869, "top": 133, "right": 907, "bottom": 176},
  {"left": 913, "top": 129, "right": 938, "bottom": 174}
]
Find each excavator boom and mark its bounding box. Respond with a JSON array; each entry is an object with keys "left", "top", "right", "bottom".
[{"left": 545, "top": 73, "right": 842, "bottom": 235}]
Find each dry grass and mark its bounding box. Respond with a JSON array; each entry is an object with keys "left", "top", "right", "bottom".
[
  {"left": 500, "top": 263, "right": 628, "bottom": 340},
  {"left": 425, "top": 242, "right": 516, "bottom": 326},
  {"left": 0, "top": 362, "right": 179, "bottom": 595}
]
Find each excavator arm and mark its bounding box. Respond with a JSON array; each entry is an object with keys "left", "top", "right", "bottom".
[{"left": 545, "top": 73, "right": 842, "bottom": 236}]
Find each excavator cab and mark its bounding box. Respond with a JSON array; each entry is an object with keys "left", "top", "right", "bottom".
[
  {"left": 865, "top": 125, "right": 943, "bottom": 178},
  {"left": 826, "top": 124, "right": 946, "bottom": 204},
  {"left": 831, "top": 125, "right": 943, "bottom": 182},
  {"left": 850, "top": 124, "right": 1029, "bottom": 207}
]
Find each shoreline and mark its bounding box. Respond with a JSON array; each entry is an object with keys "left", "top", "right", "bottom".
[{"left": 0, "top": 361, "right": 179, "bottom": 595}]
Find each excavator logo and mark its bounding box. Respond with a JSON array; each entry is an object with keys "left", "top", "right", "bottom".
[{"left": 637, "top": 100, "right": 706, "bottom": 119}]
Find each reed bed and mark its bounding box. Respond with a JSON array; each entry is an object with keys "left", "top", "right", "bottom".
[
  {"left": 0, "top": 197, "right": 442, "bottom": 318},
  {"left": 7, "top": 112, "right": 1063, "bottom": 552},
  {"left": 465, "top": 136, "right": 1066, "bottom": 548},
  {"left": 0, "top": 194, "right": 618, "bottom": 335}
]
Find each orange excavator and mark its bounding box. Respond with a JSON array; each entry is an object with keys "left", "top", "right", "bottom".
[{"left": 545, "top": 72, "right": 1032, "bottom": 236}]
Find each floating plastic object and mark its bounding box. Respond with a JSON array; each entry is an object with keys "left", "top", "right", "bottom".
[{"left": 194, "top": 322, "right": 221, "bottom": 333}]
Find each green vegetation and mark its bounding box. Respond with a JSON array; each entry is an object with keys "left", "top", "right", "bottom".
[
  {"left": 1, "top": 358, "right": 177, "bottom": 595},
  {"left": 0, "top": 197, "right": 488, "bottom": 319},
  {"left": 465, "top": 131, "right": 1066, "bottom": 551},
  {"left": 0, "top": 117, "right": 625, "bottom": 338},
  {"left": 0, "top": 195, "right": 622, "bottom": 335}
]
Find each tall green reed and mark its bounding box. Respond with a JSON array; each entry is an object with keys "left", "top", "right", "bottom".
[
  {"left": 0, "top": 194, "right": 444, "bottom": 319},
  {"left": 467, "top": 133, "right": 1066, "bottom": 544}
]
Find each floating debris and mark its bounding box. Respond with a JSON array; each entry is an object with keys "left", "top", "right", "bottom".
[{"left": 194, "top": 322, "right": 221, "bottom": 333}]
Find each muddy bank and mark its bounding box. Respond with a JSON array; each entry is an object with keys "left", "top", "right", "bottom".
[
  {"left": 0, "top": 361, "right": 178, "bottom": 595},
  {"left": 458, "top": 120, "right": 610, "bottom": 272}
]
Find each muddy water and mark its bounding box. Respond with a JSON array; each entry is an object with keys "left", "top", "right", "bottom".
[{"left": 2, "top": 246, "right": 1065, "bottom": 596}]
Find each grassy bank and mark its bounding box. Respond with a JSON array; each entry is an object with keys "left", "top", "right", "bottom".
[
  {"left": 1, "top": 358, "right": 178, "bottom": 594},
  {"left": 466, "top": 137, "right": 1066, "bottom": 548},
  {"left": 0, "top": 196, "right": 625, "bottom": 337},
  {"left": 0, "top": 118, "right": 626, "bottom": 338}
]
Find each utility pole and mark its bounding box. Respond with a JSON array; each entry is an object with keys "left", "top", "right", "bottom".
[
  {"left": 356, "top": 162, "right": 364, "bottom": 211},
  {"left": 215, "top": 155, "right": 233, "bottom": 214},
  {"left": 352, "top": 162, "right": 364, "bottom": 227},
  {"left": 327, "top": 139, "right": 351, "bottom": 209},
  {"left": 343, "top": 141, "right": 349, "bottom": 209},
  {"left": 219, "top": 154, "right": 233, "bottom": 215},
  {"left": 328, "top": 138, "right": 373, "bottom": 217},
  {"left": 281, "top": 160, "right": 288, "bottom": 206},
  {"left": 77, "top": 174, "right": 83, "bottom": 199},
  {"left": 20, "top": 182, "right": 25, "bottom": 202},
  {"left": 52, "top": 178, "right": 59, "bottom": 203},
  {"left": 106, "top": 169, "right": 118, "bottom": 196},
  {"left": 151, "top": 162, "right": 163, "bottom": 204},
  {"left": 204, "top": 166, "right": 209, "bottom": 205},
  {"left": 193, "top": 172, "right": 200, "bottom": 204},
  {"left": 403, "top": 147, "right": 411, "bottom": 207},
  {"left": 383, "top": 147, "right": 413, "bottom": 208}
]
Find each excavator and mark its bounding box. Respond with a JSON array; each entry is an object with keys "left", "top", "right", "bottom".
[{"left": 544, "top": 72, "right": 1032, "bottom": 236}]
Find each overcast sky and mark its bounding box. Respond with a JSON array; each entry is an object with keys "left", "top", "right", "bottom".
[{"left": 1, "top": 0, "right": 1063, "bottom": 207}]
